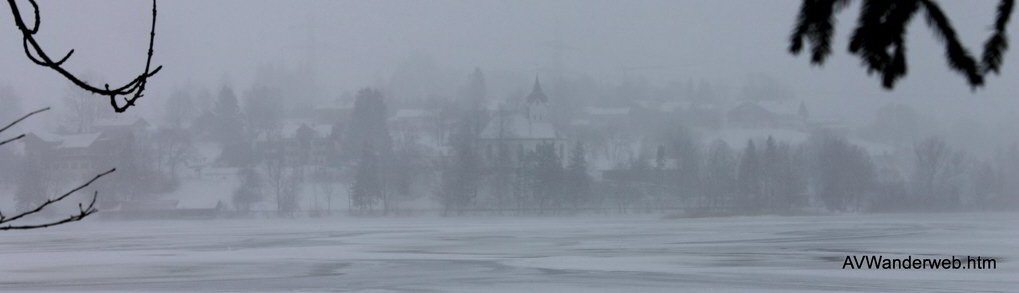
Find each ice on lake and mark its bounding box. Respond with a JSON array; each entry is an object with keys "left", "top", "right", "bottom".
[{"left": 1, "top": 213, "right": 1016, "bottom": 292}]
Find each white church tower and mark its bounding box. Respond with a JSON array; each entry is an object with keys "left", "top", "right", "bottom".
[{"left": 525, "top": 77, "right": 549, "bottom": 123}]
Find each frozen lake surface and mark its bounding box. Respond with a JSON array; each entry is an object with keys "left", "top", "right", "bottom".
[{"left": 1, "top": 213, "right": 1016, "bottom": 292}]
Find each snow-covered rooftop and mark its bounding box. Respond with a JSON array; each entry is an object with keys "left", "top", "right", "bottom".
[
  {"left": 391, "top": 109, "right": 432, "bottom": 120},
  {"left": 94, "top": 115, "right": 149, "bottom": 128},
  {"left": 279, "top": 120, "right": 332, "bottom": 138},
  {"left": 30, "top": 132, "right": 103, "bottom": 149},
  {"left": 659, "top": 101, "right": 691, "bottom": 113},
  {"left": 480, "top": 115, "right": 558, "bottom": 140},
  {"left": 584, "top": 107, "right": 630, "bottom": 116},
  {"left": 756, "top": 100, "right": 803, "bottom": 116}
]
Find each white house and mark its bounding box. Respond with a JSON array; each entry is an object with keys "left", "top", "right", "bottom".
[{"left": 478, "top": 78, "right": 568, "bottom": 165}]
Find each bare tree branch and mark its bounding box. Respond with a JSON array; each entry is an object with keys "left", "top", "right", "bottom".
[
  {"left": 0, "top": 1, "right": 161, "bottom": 230},
  {"left": 0, "top": 107, "right": 48, "bottom": 147},
  {"left": 0, "top": 169, "right": 114, "bottom": 230},
  {"left": 0, "top": 192, "right": 98, "bottom": 230},
  {"left": 0, "top": 135, "right": 24, "bottom": 147},
  {"left": 6, "top": 0, "right": 162, "bottom": 113}
]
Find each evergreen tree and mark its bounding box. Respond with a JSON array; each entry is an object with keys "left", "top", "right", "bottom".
[
  {"left": 294, "top": 124, "right": 315, "bottom": 166},
  {"left": 704, "top": 140, "right": 737, "bottom": 211},
  {"left": 243, "top": 85, "right": 284, "bottom": 138},
  {"left": 491, "top": 141, "right": 514, "bottom": 213},
  {"left": 347, "top": 88, "right": 391, "bottom": 158},
  {"left": 232, "top": 167, "right": 263, "bottom": 213},
  {"left": 811, "top": 134, "right": 876, "bottom": 212},
  {"left": 671, "top": 130, "right": 702, "bottom": 201},
  {"left": 386, "top": 137, "right": 429, "bottom": 214},
  {"left": 213, "top": 84, "right": 242, "bottom": 124},
  {"left": 655, "top": 145, "right": 666, "bottom": 171},
  {"left": 350, "top": 145, "right": 382, "bottom": 213},
  {"left": 566, "top": 142, "right": 591, "bottom": 211},
  {"left": 440, "top": 125, "right": 480, "bottom": 215},
  {"left": 211, "top": 84, "right": 249, "bottom": 166},
  {"left": 737, "top": 140, "right": 762, "bottom": 212},
  {"left": 533, "top": 141, "right": 564, "bottom": 213},
  {"left": 761, "top": 136, "right": 780, "bottom": 211},
  {"left": 512, "top": 149, "right": 534, "bottom": 213}
]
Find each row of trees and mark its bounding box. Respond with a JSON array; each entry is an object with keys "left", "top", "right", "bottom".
[
  {"left": 607, "top": 131, "right": 1019, "bottom": 215},
  {"left": 65, "top": 78, "right": 430, "bottom": 216},
  {"left": 32, "top": 76, "right": 1014, "bottom": 217},
  {"left": 346, "top": 67, "right": 1019, "bottom": 216},
  {"left": 438, "top": 130, "right": 591, "bottom": 215},
  {"left": 20, "top": 65, "right": 1007, "bottom": 218}
]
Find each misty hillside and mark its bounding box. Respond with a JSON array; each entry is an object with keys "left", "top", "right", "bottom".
[{"left": 0, "top": 1, "right": 1015, "bottom": 292}]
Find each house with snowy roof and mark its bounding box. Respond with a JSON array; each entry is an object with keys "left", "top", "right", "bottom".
[
  {"left": 20, "top": 130, "right": 132, "bottom": 180},
  {"left": 93, "top": 115, "right": 151, "bottom": 139},
  {"left": 253, "top": 120, "right": 337, "bottom": 167},
  {"left": 726, "top": 100, "right": 809, "bottom": 129},
  {"left": 390, "top": 108, "right": 435, "bottom": 136}
]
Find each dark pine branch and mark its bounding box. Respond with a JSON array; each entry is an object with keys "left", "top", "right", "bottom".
[
  {"left": 790, "top": 0, "right": 852, "bottom": 65},
  {"left": 847, "top": 0, "right": 892, "bottom": 75},
  {"left": 982, "top": 0, "right": 1014, "bottom": 74},
  {"left": 919, "top": 0, "right": 983, "bottom": 88},
  {"left": 791, "top": 0, "right": 1012, "bottom": 89},
  {"left": 878, "top": 1, "right": 918, "bottom": 88},
  {"left": 6, "top": 0, "right": 161, "bottom": 113}
]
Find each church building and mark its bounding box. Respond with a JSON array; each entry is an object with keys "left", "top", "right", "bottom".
[{"left": 478, "top": 78, "right": 568, "bottom": 166}]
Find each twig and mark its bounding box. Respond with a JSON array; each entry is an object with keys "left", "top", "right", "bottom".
[
  {"left": 0, "top": 192, "right": 98, "bottom": 230},
  {"left": 0, "top": 169, "right": 114, "bottom": 230},
  {"left": 6, "top": 0, "right": 161, "bottom": 113},
  {"left": 0, "top": 107, "right": 48, "bottom": 147}
]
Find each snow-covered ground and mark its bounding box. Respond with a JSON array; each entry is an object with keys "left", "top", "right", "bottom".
[{"left": 1, "top": 213, "right": 1016, "bottom": 292}]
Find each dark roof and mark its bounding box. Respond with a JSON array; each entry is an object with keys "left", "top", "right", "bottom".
[
  {"left": 480, "top": 114, "right": 558, "bottom": 140},
  {"left": 726, "top": 102, "right": 778, "bottom": 126},
  {"left": 25, "top": 132, "right": 103, "bottom": 149},
  {"left": 526, "top": 77, "right": 548, "bottom": 105}
]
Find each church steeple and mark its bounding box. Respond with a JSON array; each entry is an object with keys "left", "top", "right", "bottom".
[
  {"left": 526, "top": 77, "right": 548, "bottom": 105},
  {"left": 798, "top": 100, "right": 810, "bottom": 119},
  {"left": 525, "top": 76, "right": 549, "bottom": 123}
]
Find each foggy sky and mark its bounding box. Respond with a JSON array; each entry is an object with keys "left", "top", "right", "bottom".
[{"left": 1, "top": 0, "right": 1016, "bottom": 128}]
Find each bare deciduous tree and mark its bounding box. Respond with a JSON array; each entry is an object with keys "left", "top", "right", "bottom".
[{"left": 912, "top": 136, "right": 968, "bottom": 209}]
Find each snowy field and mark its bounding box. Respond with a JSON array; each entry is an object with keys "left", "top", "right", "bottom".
[{"left": 1, "top": 213, "right": 1016, "bottom": 292}]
